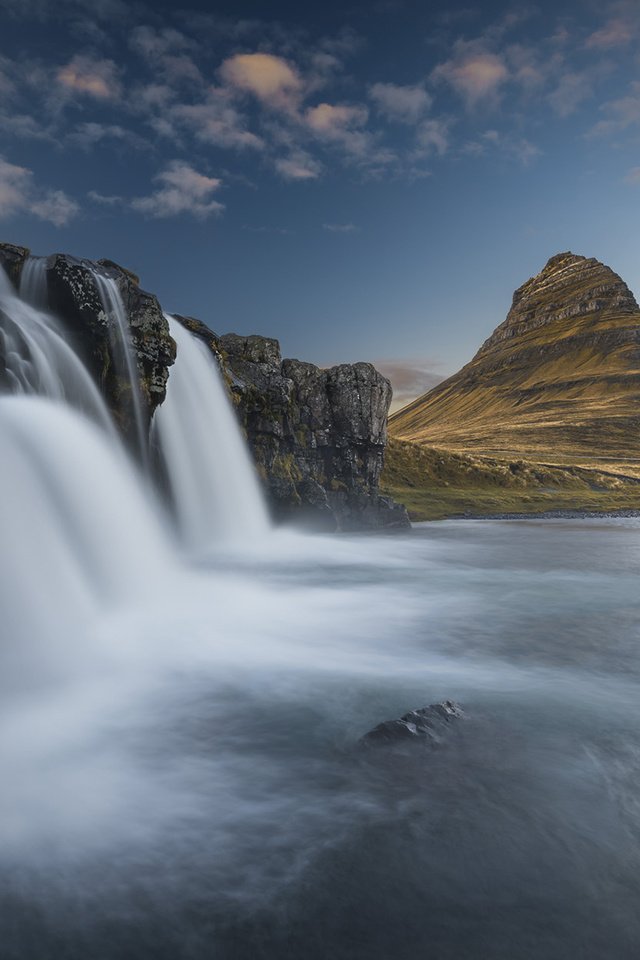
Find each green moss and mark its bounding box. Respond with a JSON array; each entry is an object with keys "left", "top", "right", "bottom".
[{"left": 270, "top": 453, "right": 303, "bottom": 483}]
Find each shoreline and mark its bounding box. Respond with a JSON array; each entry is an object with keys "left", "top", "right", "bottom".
[{"left": 420, "top": 508, "right": 640, "bottom": 522}]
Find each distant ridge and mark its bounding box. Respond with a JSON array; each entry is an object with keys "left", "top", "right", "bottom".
[{"left": 389, "top": 252, "right": 640, "bottom": 463}]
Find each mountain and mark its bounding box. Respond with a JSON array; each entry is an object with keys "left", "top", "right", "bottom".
[{"left": 389, "top": 252, "right": 640, "bottom": 468}]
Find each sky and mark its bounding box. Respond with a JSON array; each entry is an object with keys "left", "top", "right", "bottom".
[{"left": 1, "top": 0, "right": 640, "bottom": 410}]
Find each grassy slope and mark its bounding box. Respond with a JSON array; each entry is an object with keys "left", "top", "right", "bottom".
[{"left": 381, "top": 438, "right": 640, "bottom": 521}]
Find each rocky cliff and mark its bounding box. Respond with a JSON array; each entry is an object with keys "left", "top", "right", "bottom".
[
  {"left": 390, "top": 252, "right": 640, "bottom": 465},
  {"left": 0, "top": 243, "right": 408, "bottom": 531},
  {"left": 173, "top": 314, "right": 407, "bottom": 530}
]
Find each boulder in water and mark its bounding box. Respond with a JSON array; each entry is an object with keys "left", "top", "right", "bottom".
[{"left": 360, "top": 700, "right": 464, "bottom": 747}]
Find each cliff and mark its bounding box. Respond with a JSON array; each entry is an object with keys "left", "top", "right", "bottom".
[
  {"left": 0, "top": 243, "right": 408, "bottom": 531},
  {"left": 390, "top": 252, "right": 640, "bottom": 464}
]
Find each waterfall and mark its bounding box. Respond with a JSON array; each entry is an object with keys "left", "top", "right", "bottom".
[
  {"left": 19, "top": 255, "right": 48, "bottom": 309},
  {"left": 91, "top": 271, "right": 150, "bottom": 467},
  {"left": 0, "top": 264, "right": 115, "bottom": 435},
  {"left": 1, "top": 256, "right": 271, "bottom": 556},
  {"left": 152, "top": 315, "right": 270, "bottom": 550}
]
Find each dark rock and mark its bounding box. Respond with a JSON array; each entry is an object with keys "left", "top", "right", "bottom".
[
  {"left": 0, "top": 242, "right": 30, "bottom": 290},
  {"left": 201, "top": 326, "right": 410, "bottom": 531},
  {"left": 361, "top": 700, "right": 464, "bottom": 746},
  {"left": 1, "top": 240, "right": 408, "bottom": 532},
  {"left": 44, "top": 254, "right": 174, "bottom": 442}
]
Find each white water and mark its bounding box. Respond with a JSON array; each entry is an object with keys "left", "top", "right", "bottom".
[
  {"left": 91, "top": 270, "right": 149, "bottom": 466},
  {"left": 153, "top": 315, "right": 270, "bottom": 549},
  {"left": 2, "top": 257, "right": 640, "bottom": 959},
  {"left": 19, "top": 254, "right": 48, "bottom": 308},
  {"left": 0, "top": 264, "right": 114, "bottom": 434}
]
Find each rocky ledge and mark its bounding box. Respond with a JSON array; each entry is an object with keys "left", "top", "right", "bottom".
[{"left": 0, "top": 243, "right": 409, "bottom": 532}]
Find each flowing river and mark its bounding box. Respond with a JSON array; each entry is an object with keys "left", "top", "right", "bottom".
[{"left": 1, "top": 260, "right": 640, "bottom": 958}]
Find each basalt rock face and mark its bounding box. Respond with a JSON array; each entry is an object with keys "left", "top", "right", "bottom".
[
  {"left": 0, "top": 242, "right": 407, "bottom": 532},
  {"left": 176, "top": 318, "right": 410, "bottom": 530},
  {"left": 0, "top": 244, "right": 175, "bottom": 444},
  {"left": 390, "top": 252, "right": 640, "bottom": 462}
]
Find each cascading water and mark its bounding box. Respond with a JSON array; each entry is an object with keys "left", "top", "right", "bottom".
[
  {"left": 3, "top": 253, "right": 640, "bottom": 960},
  {"left": 91, "top": 270, "right": 150, "bottom": 467},
  {"left": 0, "top": 264, "right": 115, "bottom": 435},
  {"left": 19, "top": 255, "right": 48, "bottom": 309},
  {"left": 152, "top": 315, "right": 270, "bottom": 549}
]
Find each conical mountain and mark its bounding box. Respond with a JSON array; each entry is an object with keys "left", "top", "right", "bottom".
[{"left": 390, "top": 252, "right": 640, "bottom": 464}]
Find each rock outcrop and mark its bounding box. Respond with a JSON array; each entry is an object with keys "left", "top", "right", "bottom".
[
  {"left": 0, "top": 246, "right": 174, "bottom": 447},
  {"left": 175, "top": 315, "right": 409, "bottom": 530},
  {"left": 390, "top": 252, "right": 640, "bottom": 463},
  {"left": 0, "top": 243, "right": 408, "bottom": 531},
  {"left": 360, "top": 700, "right": 464, "bottom": 747}
]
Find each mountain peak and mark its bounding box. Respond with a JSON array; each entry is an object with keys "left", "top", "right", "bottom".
[
  {"left": 477, "top": 252, "right": 638, "bottom": 357},
  {"left": 390, "top": 251, "right": 640, "bottom": 461}
]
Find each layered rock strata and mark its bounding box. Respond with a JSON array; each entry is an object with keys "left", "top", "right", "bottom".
[{"left": 390, "top": 252, "right": 640, "bottom": 461}]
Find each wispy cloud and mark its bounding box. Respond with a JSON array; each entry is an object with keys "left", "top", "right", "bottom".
[
  {"left": 170, "top": 90, "right": 265, "bottom": 150},
  {"left": 323, "top": 222, "right": 358, "bottom": 232},
  {"left": 587, "top": 80, "right": 640, "bottom": 138},
  {"left": 373, "top": 357, "right": 445, "bottom": 412},
  {"left": 57, "top": 54, "right": 122, "bottom": 99},
  {"left": 370, "top": 82, "right": 432, "bottom": 123},
  {"left": 585, "top": 16, "right": 635, "bottom": 50},
  {"left": 0, "top": 155, "right": 78, "bottom": 225},
  {"left": 548, "top": 71, "right": 593, "bottom": 117},
  {"left": 432, "top": 42, "right": 509, "bottom": 109},
  {"left": 131, "top": 160, "right": 224, "bottom": 219},
  {"left": 275, "top": 150, "right": 322, "bottom": 180}
]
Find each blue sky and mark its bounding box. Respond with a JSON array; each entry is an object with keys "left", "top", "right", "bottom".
[{"left": 1, "top": 0, "right": 640, "bottom": 409}]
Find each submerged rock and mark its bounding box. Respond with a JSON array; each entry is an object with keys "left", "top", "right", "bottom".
[{"left": 361, "top": 700, "right": 464, "bottom": 747}]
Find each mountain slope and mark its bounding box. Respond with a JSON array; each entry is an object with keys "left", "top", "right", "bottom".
[{"left": 389, "top": 252, "right": 640, "bottom": 467}]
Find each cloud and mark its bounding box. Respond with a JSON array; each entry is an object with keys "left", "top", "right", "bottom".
[
  {"left": 323, "top": 222, "right": 358, "bottom": 232},
  {"left": 305, "top": 102, "right": 373, "bottom": 159},
  {"left": 585, "top": 17, "right": 634, "bottom": 49},
  {"left": 370, "top": 82, "right": 432, "bottom": 123},
  {"left": 548, "top": 71, "right": 592, "bottom": 117},
  {"left": 275, "top": 151, "right": 322, "bottom": 180},
  {"left": 0, "top": 155, "right": 78, "bottom": 225},
  {"left": 129, "top": 25, "right": 202, "bottom": 86},
  {"left": 171, "top": 91, "right": 264, "bottom": 150},
  {"left": 0, "top": 156, "right": 31, "bottom": 218},
  {"left": 587, "top": 81, "right": 640, "bottom": 137},
  {"left": 131, "top": 161, "right": 224, "bottom": 219},
  {"left": 432, "top": 42, "right": 509, "bottom": 108},
  {"left": 624, "top": 166, "right": 640, "bottom": 185},
  {"left": 69, "top": 122, "right": 149, "bottom": 150},
  {"left": 415, "top": 118, "right": 451, "bottom": 155},
  {"left": 87, "top": 190, "right": 122, "bottom": 205},
  {"left": 57, "top": 54, "right": 122, "bottom": 100},
  {"left": 219, "top": 52, "right": 302, "bottom": 110},
  {"left": 373, "top": 358, "right": 444, "bottom": 412},
  {"left": 30, "top": 189, "right": 79, "bottom": 226}
]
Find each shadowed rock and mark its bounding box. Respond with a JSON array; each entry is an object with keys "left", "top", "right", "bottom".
[
  {"left": 174, "top": 318, "right": 410, "bottom": 532},
  {"left": 361, "top": 700, "right": 464, "bottom": 747},
  {"left": 0, "top": 241, "right": 408, "bottom": 532}
]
